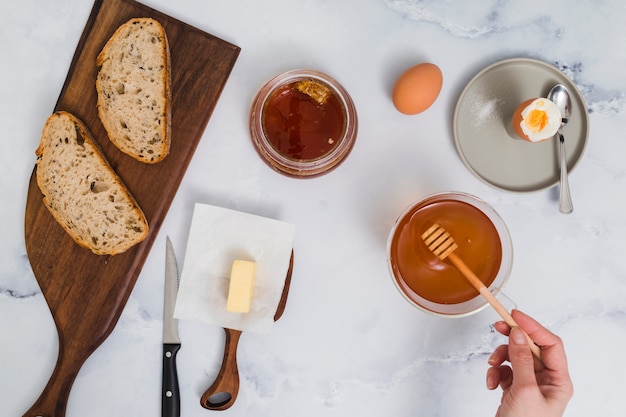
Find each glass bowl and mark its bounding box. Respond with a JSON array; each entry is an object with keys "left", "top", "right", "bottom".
[
  {"left": 387, "top": 192, "right": 513, "bottom": 317},
  {"left": 249, "top": 69, "right": 358, "bottom": 178}
]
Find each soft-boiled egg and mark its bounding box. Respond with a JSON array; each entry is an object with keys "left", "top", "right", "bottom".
[
  {"left": 392, "top": 63, "right": 443, "bottom": 115},
  {"left": 512, "top": 98, "right": 561, "bottom": 142}
]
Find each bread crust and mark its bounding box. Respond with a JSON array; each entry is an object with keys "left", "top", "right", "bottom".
[
  {"left": 96, "top": 17, "right": 171, "bottom": 163},
  {"left": 36, "top": 111, "right": 149, "bottom": 255}
]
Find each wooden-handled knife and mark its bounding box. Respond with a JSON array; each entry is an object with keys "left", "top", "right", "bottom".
[{"left": 163, "top": 237, "right": 181, "bottom": 417}]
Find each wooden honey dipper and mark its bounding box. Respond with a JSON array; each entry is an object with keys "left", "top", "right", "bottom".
[{"left": 421, "top": 224, "right": 542, "bottom": 360}]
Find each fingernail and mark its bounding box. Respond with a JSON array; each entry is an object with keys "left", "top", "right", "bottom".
[
  {"left": 510, "top": 327, "right": 526, "bottom": 345},
  {"left": 486, "top": 372, "right": 497, "bottom": 390}
]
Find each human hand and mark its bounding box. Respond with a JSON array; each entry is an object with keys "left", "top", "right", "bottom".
[{"left": 486, "top": 309, "right": 573, "bottom": 417}]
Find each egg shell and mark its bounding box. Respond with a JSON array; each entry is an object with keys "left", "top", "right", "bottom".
[
  {"left": 512, "top": 98, "right": 553, "bottom": 143},
  {"left": 512, "top": 99, "right": 534, "bottom": 141},
  {"left": 392, "top": 63, "right": 443, "bottom": 115}
]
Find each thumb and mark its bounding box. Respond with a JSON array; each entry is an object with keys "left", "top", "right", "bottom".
[{"left": 508, "top": 327, "right": 538, "bottom": 388}]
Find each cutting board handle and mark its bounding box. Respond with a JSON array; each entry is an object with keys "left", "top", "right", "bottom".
[
  {"left": 200, "top": 328, "right": 242, "bottom": 411},
  {"left": 22, "top": 348, "right": 81, "bottom": 417}
]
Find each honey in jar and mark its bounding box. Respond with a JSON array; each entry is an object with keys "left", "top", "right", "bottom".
[
  {"left": 263, "top": 79, "right": 345, "bottom": 161},
  {"left": 250, "top": 70, "right": 358, "bottom": 178}
]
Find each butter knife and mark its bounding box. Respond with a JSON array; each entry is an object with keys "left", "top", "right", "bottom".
[{"left": 163, "top": 237, "right": 181, "bottom": 417}]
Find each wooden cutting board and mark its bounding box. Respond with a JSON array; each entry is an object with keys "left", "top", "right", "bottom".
[{"left": 22, "top": 0, "right": 240, "bottom": 415}]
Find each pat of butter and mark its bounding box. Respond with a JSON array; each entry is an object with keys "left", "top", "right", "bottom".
[{"left": 226, "top": 260, "right": 257, "bottom": 313}]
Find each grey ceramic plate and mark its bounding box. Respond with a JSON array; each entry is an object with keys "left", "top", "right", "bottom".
[{"left": 453, "top": 58, "right": 589, "bottom": 192}]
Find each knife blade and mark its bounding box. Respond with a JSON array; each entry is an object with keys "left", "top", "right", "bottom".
[{"left": 163, "top": 236, "right": 181, "bottom": 417}]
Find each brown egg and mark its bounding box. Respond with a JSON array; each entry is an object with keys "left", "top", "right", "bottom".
[
  {"left": 392, "top": 63, "right": 443, "bottom": 115},
  {"left": 511, "top": 98, "right": 561, "bottom": 142}
]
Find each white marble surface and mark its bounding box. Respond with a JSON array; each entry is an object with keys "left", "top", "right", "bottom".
[{"left": 2, "top": 0, "right": 626, "bottom": 416}]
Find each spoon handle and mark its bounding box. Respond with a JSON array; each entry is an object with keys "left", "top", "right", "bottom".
[{"left": 558, "top": 133, "right": 573, "bottom": 214}]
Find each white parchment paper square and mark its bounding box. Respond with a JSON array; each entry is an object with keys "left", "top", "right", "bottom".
[{"left": 173, "top": 203, "right": 295, "bottom": 333}]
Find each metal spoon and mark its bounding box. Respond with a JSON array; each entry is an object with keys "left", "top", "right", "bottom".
[{"left": 548, "top": 84, "right": 573, "bottom": 214}]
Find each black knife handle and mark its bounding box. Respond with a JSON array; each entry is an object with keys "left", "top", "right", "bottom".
[{"left": 162, "top": 343, "right": 181, "bottom": 417}]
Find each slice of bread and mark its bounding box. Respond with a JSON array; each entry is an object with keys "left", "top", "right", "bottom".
[
  {"left": 96, "top": 17, "right": 171, "bottom": 164},
  {"left": 36, "top": 111, "right": 149, "bottom": 255}
]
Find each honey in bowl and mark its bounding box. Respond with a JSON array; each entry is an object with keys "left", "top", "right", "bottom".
[
  {"left": 387, "top": 192, "right": 513, "bottom": 317},
  {"left": 250, "top": 69, "right": 358, "bottom": 178}
]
